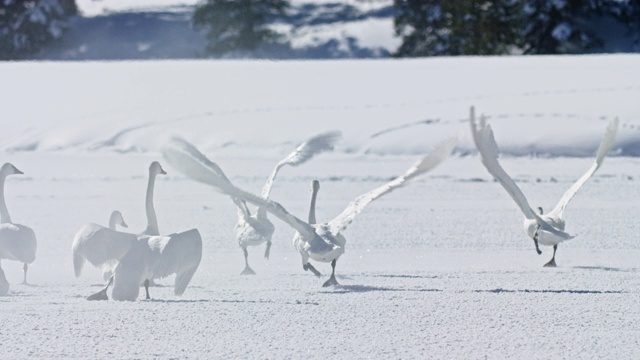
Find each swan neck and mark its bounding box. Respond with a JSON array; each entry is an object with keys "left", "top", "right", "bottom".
[
  {"left": 144, "top": 173, "right": 159, "bottom": 235},
  {"left": 308, "top": 187, "right": 318, "bottom": 224},
  {"left": 0, "top": 177, "right": 11, "bottom": 224},
  {"left": 108, "top": 213, "right": 117, "bottom": 230}
]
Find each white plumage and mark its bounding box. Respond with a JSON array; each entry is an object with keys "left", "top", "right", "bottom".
[
  {"left": 84, "top": 162, "right": 203, "bottom": 301},
  {"left": 0, "top": 163, "right": 37, "bottom": 292},
  {"left": 111, "top": 229, "right": 202, "bottom": 301},
  {"left": 72, "top": 210, "right": 133, "bottom": 280},
  {"left": 233, "top": 131, "right": 341, "bottom": 275},
  {"left": 162, "top": 136, "right": 455, "bottom": 286},
  {"left": 470, "top": 107, "right": 619, "bottom": 266}
]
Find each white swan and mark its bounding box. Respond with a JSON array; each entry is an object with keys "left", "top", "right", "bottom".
[
  {"left": 234, "top": 131, "right": 341, "bottom": 275},
  {"left": 469, "top": 107, "right": 619, "bottom": 266},
  {"left": 72, "top": 210, "right": 133, "bottom": 281},
  {"left": 162, "top": 136, "right": 456, "bottom": 286},
  {"left": 0, "top": 163, "right": 37, "bottom": 289},
  {"left": 86, "top": 163, "right": 203, "bottom": 301}
]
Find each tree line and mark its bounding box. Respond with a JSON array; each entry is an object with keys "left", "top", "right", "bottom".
[{"left": 2, "top": 0, "right": 639, "bottom": 60}]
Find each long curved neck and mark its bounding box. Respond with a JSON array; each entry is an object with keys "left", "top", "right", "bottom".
[
  {"left": 0, "top": 177, "right": 11, "bottom": 224},
  {"left": 108, "top": 213, "right": 118, "bottom": 230},
  {"left": 308, "top": 186, "right": 318, "bottom": 224},
  {"left": 144, "top": 173, "right": 159, "bottom": 235}
]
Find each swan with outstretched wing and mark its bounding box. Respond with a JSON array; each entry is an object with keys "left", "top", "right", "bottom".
[
  {"left": 234, "top": 131, "right": 341, "bottom": 275},
  {"left": 470, "top": 107, "right": 618, "bottom": 266},
  {"left": 163, "top": 136, "right": 455, "bottom": 286}
]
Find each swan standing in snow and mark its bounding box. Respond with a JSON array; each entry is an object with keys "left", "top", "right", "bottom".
[
  {"left": 0, "top": 163, "right": 37, "bottom": 290},
  {"left": 469, "top": 107, "right": 619, "bottom": 266},
  {"left": 72, "top": 210, "right": 133, "bottom": 281},
  {"left": 162, "top": 136, "right": 456, "bottom": 286},
  {"left": 234, "top": 131, "right": 341, "bottom": 275},
  {"left": 87, "top": 162, "right": 203, "bottom": 301}
]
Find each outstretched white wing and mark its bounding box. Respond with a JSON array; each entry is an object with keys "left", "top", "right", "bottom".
[
  {"left": 162, "top": 137, "right": 317, "bottom": 241},
  {"left": 261, "top": 131, "right": 342, "bottom": 199},
  {"left": 71, "top": 224, "right": 136, "bottom": 277},
  {"left": 149, "top": 228, "right": 202, "bottom": 296},
  {"left": 470, "top": 107, "right": 573, "bottom": 240},
  {"left": 328, "top": 135, "right": 457, "bottom": 235},
  {"left": 548, "top": 117, "right": 619, "bottom": 218},
  {"left": 470, "top": 108, "right": 537, "bottom": 220}
]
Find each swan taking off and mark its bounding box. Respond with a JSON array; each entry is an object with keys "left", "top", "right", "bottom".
[
  {"left": 72, "top": 210, "right": 133, "bottom": 281},
  {"left": 469, "top": 107, "right": 619, "bottom": 266},
  {"left": 0, "top": 163, "right": 37, "bottom": 290},
  {"left": 234, "top": 131, "right": 341, "bottom": 275},
  {"left": 162, "top": 136, "right": 456, "bottom": 286}
]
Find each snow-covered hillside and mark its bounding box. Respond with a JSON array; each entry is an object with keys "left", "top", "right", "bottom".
[{"left": 2, "top": 55, "right": 640, "bottom": 157}]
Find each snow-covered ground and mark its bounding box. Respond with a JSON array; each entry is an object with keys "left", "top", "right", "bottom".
[{"left": 1, "top": 55, "right": 640, "bottom": 358}]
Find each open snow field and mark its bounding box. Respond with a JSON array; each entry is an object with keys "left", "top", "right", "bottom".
[{"left": 1, "top": 55, "right": 640, "bottom": 358}]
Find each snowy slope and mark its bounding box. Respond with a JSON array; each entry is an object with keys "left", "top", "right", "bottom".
[{"left": 2, "top": 55, "right": 640, "bottom": 157}]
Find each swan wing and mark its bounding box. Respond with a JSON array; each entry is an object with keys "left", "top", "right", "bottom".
[
  {"left": 548, "top": 117, "right": 619, "bottom": 218},
  {"left": 328, "top": 136, "right": 456, "bottom": 234},
  {"left": 71, "top": 224, "right": 135, "bottom": 277},
  {"left": 148, "top": 229, "right": 203, "bottom": 295},
  {"left": 470, "top": 109, "right": 538, "bottom": 220},
  {"left": 261, "top": 131, "right": 342, "bottom": 199},
  {"left": 162, "top": 137, "right": 317, "bottom": 241}
]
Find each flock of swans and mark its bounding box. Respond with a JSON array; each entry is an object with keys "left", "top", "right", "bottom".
[{"left": 0, "top": 107, "right": 620, "bottom": 300}]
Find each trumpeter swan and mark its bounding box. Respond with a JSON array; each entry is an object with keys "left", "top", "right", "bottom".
[
  {"left": 469, "top": 107, "right": 619, "bottom": 266},
  {"left": 87, "top": 163, "right": 203, "bottom": 301},
  {"left": 162, "top": 136, "right": 456, "bottom": 286},
  {"left": 0, "top": 163, "right": 37, "bottom": 288},
  {"left": 234, "top": 131, "right": 341, "bottom": 275},
  {"left": 72, "top": 210, "right": 133, "bottom": 281}
]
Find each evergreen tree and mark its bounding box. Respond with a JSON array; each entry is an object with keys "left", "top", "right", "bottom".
[
  {"left": 393, "top": 0, "right": 522, "bottom": 57},
  {"left": 0, "top": 0, "right": 76, "bottom": 60},
  {"left": 193, "top": 0, "right": 289, "bottom": 56},
  {"left": 522, "top": 0, "right": 631, "bottom": 54}
]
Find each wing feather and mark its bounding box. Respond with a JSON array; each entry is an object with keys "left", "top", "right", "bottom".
[
  {"left": 162, "top": 137, "right": 317, "bottom": 240},
  {"left": 548, "top": 117, "right": 619, "bottom": 217},
  {"left": 470, "top": 108, "right": 537, "bottom": 220},
  {"left": 328, "top": 135, "right": 456, "bottom": 234},
  {"left": 261, "top": 131, "right": 342, "bottom": 199}
]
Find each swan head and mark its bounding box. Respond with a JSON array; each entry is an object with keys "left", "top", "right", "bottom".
[
  {"left": 149, "top": 161, "right": 167, "bottom": 177},
  {"left": 0, "top": 163, "right": 23, "bottom": 177},
  {"left": 311, "top": 180, "right": 320, "bottom": 192},
  {"left": 537, "top": 207, "right": 543, "bottom": 215},
  {"left": 111, "top": 210, "right": 128, "bottom": 228}
]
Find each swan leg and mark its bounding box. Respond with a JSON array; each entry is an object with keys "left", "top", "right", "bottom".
[
  {"left": 264, "top": 241, "right": 272, "bottom": 260},
  {"left": 322, "top": 260, "right": 339, "bottom": 287},
  {"left": 22, "top": 263, "right": 28, "bottom": 284},
  {"left": 544, "top": 245, "right": 558, "bottom": 267},
  {"left": 87, "top": 276, "right": 113, "bottom": 301},
  {"left": 241, "top": 248, "right": 256, "bottom": 275},
  {"left": 532, "top": 225, "right": 542, "bottom": 255},
  {"left": 144, "top": 279, "right": 151, "bottom": 300},
  {"left": 303, "top": 262, "right": 322, "bottom": 277}
]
